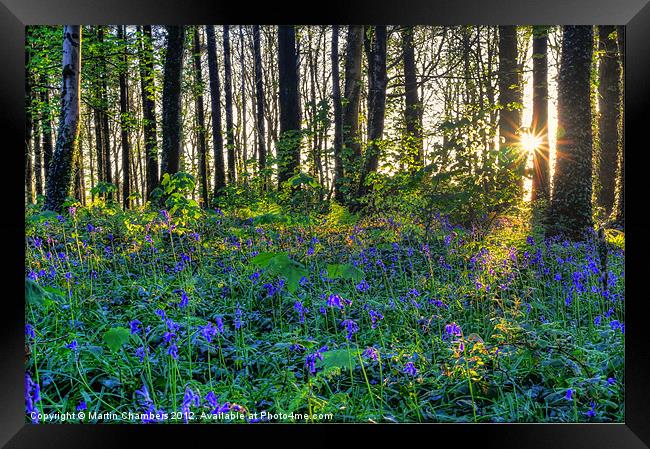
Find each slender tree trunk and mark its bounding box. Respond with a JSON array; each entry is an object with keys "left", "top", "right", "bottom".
[
  {"left": 611, "top": 26, "right": 624, "bottom": 227},
  {"left": 277, "top": 25, "right": 301, "bottom": 188},
  {"left": 206, "top": 25, "right": 226, "bottom": 198},
  {"left": 25, "top": 47, "right": 34, "bottom": 204},
  {"left": 118, "top": 26, "right": 131, "bottom": 209},
  {"left": 223, "top": 25, "right": 237, "bottom": 184},
  {"left": 342, "top": 25, "right": 364, "bottom": 186},
  {"left": 98, "top": 26, "right": 113, "bottom": 194},
  {"left": 331, "top": 25, "right": 345, "bottom": 203},
  {"left": 74, "top": 135, "right": 85, "bottom": 205},
  {"left": 160, "top": 25, "right": 185, "bottom": 180},
  {"left": 402, "top": 26, "right": 423, "bottom": 167},
  {"left": 138, "top": 25, "right": 159, "bottom": 198},
  {"left": 192, "top": 26, "right": 209, "bottom": 206},
  {"left": 39, "top": 73, "right": 54, "bottom": 184},
  {"left": 252, "top": 25, "right": 267, "bottom": 189},
  {"left": 33, "top": 113, "right": 43, "bottom": 196},
  {"left": 547, "top": 26, "right": 594, "bottom": 240},
  {"left": 596, "top": 25, "right": 620, "bottom": 215},
  {"left": 44, "top": 25, "right": 82, "bottom": 212},
  {"left": 357, "top": 26, "right": 387, "bottom": 199},
  {"left": 531, "top": 25, "right": 550, "bottom": 202},
  {"left": 239, "top": 26, "right": 248, "bottom": 169}
]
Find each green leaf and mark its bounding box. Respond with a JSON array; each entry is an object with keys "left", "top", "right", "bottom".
[
  {"left": 103, "top": 327, "right": 131, "bottom": 352},
  {"left": 317, "top": 348, "right": 360, "bottom": 370},
  {"left": 326, "top": 263, "right": 364, "bottom": 282},
  {"left": 251, "top": 252, "right": 282, "bottom": 268},
  {"left": 25, "top": 279, "right": 62, "bottom": 309}
]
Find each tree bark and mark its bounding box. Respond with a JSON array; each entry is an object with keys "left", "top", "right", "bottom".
[
  {"left": 596, "top": 25, "right": 620, "bottom": 215},
  {"left": 33, "top": 112, "right": 43, "bottom": 196},
  {"left": 25, "top": 46, "right": 34, "bottom": 204},
  {"left": 206, "top": 25, "right": 226, "bottom": 198},
  {"left": 547, "top": 26, "right": 594, "bottom": 240},
  {"left": 44, "top": 25, "right": 82, "bottom": 212},
  {"left": 98, "top": 26, "right": 113, "bottom": 193},
  {"left": 223, "top": 25, "right": 237, "bottom": 183},
  {"left": 118, "top": 26, "right": 131, "bottom": 209},
  {"left": 192, "top": 26, "right": 209, "bottom": 206},
  {"left": 252, "top": 25, "right": 267, "bottom": 190},
  {"left": 357, "top": 26, "right": 387, "bottom": 199},
  {"left": 160, "top": 25, "right": 185, "bottom": 180},
  {"left": 331, "top": 25, "right": 345, "bottom": 203},
  {"left": 342, "top": 26, "right": 364, "bottom": 183},
  {"left": 40, "top": 73, "right": 54, "bottom": 183},
  {"left": 530, "top": 25, "right": 550, "bottom": 202},
  {"left": 138, "top": 25, "right": 159, "bottom": 199},
  {"left": 402, "top": 26, "right": 423, "bottom": 167},
  {"left": 277, "top": 25, "right": 301, "bottom": 188},
  {"left": 611, "top": 26, "right": 624, "bottom": 227}
]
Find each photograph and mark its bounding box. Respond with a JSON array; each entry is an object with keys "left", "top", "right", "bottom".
[{"left": 23, "top": 23, "right": 626, "bottom": 425}]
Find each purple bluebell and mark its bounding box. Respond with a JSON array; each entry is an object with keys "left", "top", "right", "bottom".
[{"left": 403, "top": 361, "right": 418, "bottom": 376}]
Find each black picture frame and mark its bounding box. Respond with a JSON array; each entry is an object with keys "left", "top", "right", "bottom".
[{"left": 2, "top": 0, "right": 649, "bottom": 447}]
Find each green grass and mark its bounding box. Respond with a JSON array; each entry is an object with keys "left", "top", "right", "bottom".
[{"left": 24, "top": 203, "right": 624, "bottom": 423}]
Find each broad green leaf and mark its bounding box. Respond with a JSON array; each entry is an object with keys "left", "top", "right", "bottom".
[{"left": 103, "top": 327, "right": 131, "bottom": 352}]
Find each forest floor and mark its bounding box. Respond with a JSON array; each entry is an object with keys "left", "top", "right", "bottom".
[{"left": 24, "top": 203, "right": 625, "bottom": 423}]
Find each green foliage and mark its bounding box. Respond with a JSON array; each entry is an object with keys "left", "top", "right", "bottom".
[
  {"left": 251, "top": 252, "right": 308, "bottom": 293},
  {"left": 103, "top": 327, "right": 132, "bottom": 352},
  {"left": 326, "top": 263, "right": 364, "bottom": 282}
]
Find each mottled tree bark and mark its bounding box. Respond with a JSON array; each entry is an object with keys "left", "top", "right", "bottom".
[
  {"left": 223, "top": 25, "right": 237, "bottom": 184},
  {"left": 138, "top": 25, "right": 159, "bottom": 198},
  {"left": 98, "top": 27, "right": 113, "bottom": 192},
  {"left": 277, "top": 25, "right": 301, "bottom": 187},
  {"left": 547, "top": 26, "right": 594, "bottom": 240},
  {"left": 25, "top": 47, "right": 34, "bottom": 204},
  {"left": 611, "top": 26, "right": 624, "bottom": 227},
  {"left": 342, "top": 26, "right": 364, "bottom": 179},
  {"left": 206, "top": 25, "right": 226, "bottom": 198},
  {"left": 44, "top": 25, "right": 82, "bottom": 212},
  {"left": 596, "top": 25, "right": 620, "bottom": 215},
  {"left": 192, "top": 26, "right": 209, "bottom": 207},
  {"left": 252, "top": 25, "right": 267, "bottom": 189},
  {"left": 160, "top": 25, "right": 185, "bottom": 180},
  {"left": 33, "top": 114, "right": 43, "bottom": 196},
  {"left": 239, "top": 26, "right": 248, "bottom": 167},
  {"left": 40, "top": 73, "right": 54, "bottom": 182},
  {"left": 357, "top": 26, "right": 387, "bottom": 199},
  {"left": 117, "top": 26, "right": 131, "bottom": 209},
  {"left": 331, "top": 25, "right": 345, "bottom": 203},
  {"left": 531, "top": 25, "right": 550, "bottom": 202},
  {"left": 402, "top": 26, "right": 423, "bottom": 167}
]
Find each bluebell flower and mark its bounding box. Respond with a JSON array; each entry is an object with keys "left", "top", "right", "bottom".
[
  {"left": 66, "top": 340, "right": 78, "bottom": 351},
  {"left": 201, "top": 322, "right": 219, "bottom": 343},
  {"left": 586, "top": 401, "right": 596, "bottom": 418},
  {"left": 368, "top": 309, "right": 384, "bottom": 329},
  {"left": 445, "top": 323, "right": 462, "bottom": 337},
  {"left": 167, "top": 343, "right": 179, "bottom": 359},
  {"left": 294, "top": 301, "right": 308, "bottom": 324},
  {"left": 403, "top": 361, "right": 418, "bottom": 376},
  {"left": 135, "top": 346, "right": 146, "bottom": 363},
  {"left": 234, "top": 306, "right": 243, "bottom": 330},
  {"left": 362, "top": 347, "right": 379, "bottom": 361},
  {"left": 129, "top": 320, "right": 142, "bottom": 335},
  {"left": 25, "top": 324, "right": 35, "bottom": 341},
  {"left": 76, "top": 400, "right": 87, "bottom": 411},
  {"left": 25, "top": 373, "right": 41, "bottom": 422},
  {"left": 304, "top": 345, "right": 328, "bottom": 374},
  {"left": 326, "top": 294, "right": 350, "bottom": 310},
  {"left": 565, "top": 388, "right": 574, "bottom": 400},
  {"left": 341, "top": 319, "right": 359, "bottom": 340},
  {"left": 155, "top": 309, "right": 166, "bottom": 320}
]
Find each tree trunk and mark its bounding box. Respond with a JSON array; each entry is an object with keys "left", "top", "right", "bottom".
[
  {"left": 357, "top": 26, "right": 387, "bottom": 199},
  {"left": 33, "top": 112, "right": 43, "bottom": 196},
  {"left": 402, "top": 26, "right": 423, "bottom": 167},
  {"left": 596, "top": 25, "right": 620, "bottom": 215},
  {"left": 160, "top": 25, "right": 185, "bottom": 180},
  {"left": 39, "top": 73, "right": 54, "bottom": 184},
  {"left": 25, "top": 46, "right": 34, "bottom": 204},
  {"left": 98, "top": 27, "right": 113, "bottom": 194},
  {"left": 206, "top": 25, "right": 226, "bottom": 198},
  {"left": 138, "top": 25, "right": 159, "bottom": 199},
  {"left": 611, "top": 26, "right": 624, "bottom": 227},
  {"left": 547, "top": 26, "right": 594, "bottom": 240},
  {"left": 277, "top": 25, "right": 301, "bottom": 188},
  {"left": 44, "top": 25, "right": 82, "bottom": 212},
  {"left": 342, "top": 25, "right": 364, "bottom": 186},
  {"left": 223, "top": 25, "right": 237, "bottom": 184},
  {"left": 118, "top": 26, "right": 131, "bottom": 209},
  {"left": 192, "top": 26, "right": 209, "bottom": 207},
  {"left": 530, "top": 25, "right": 550, "bottom": 202},
  {"left": 239, "top": 26, "right": 248, "bottom": 169},
  {"left": 252, "top": 25, "right": 267, "bottom": 189},
  {"left": 331, "top": 25, "right": 345, "bottom": 203}
]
